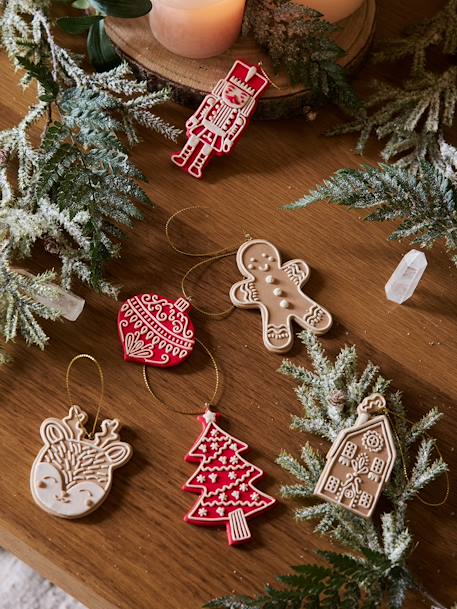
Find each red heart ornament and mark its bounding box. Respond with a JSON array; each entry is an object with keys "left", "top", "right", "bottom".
[{"left": 117, "top": 293, "right": 196, "bottom": 367}]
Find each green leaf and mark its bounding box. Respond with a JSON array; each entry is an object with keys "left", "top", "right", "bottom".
[
  {"left": 58, "top": 15, "right": 104, "bottom": 35},
  {"left": 72, "top": 0, "right": 90, "bottom": 7},
  {"left": 16, "top": 55, "right": 59, "bottom": 99},
  {"left": 90, "top": 0, "right": 152, "bottom": 18},
  {"left": 87, "top": 20, "right": 121, "bottom": 71}
]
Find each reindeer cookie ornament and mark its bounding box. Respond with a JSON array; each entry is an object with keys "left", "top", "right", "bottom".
[
  {"left": 230, "top": 239, "right": 333, "bottom": 353},
  {"left": 171, "top": 60, "right": 269, "bottom": 179},
  {"left": 30, "top": 355, "right": 132, "bottom": 519},
  {"left": 315, "top": 393, "right": 397, "bottom": 518}
]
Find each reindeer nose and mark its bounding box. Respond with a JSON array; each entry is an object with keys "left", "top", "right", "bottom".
[{"left": 56, "top": 490, "right": 71, "bottom": 503}]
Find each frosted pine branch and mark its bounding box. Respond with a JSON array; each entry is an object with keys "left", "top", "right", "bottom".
[
  {"left": 0, "top": 0, "right": 178, "bottom": 361},
  {"left": 209, "top": 334, "right": 447, "bottom": 609},
  {"left": 289, "top": 162, "right": 457, "bottom": 266},
  {"left": 329, "top": 0, "right": 457, "bottom": 173}
]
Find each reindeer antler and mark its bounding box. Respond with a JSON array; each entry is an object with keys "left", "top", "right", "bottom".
[{"left": 93, "top": 418, "right": 121, "bottom": 448}]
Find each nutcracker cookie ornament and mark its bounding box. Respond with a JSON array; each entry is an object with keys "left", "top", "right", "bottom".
[
  {"left": 171, "top": 60, "right": 269, "bottom": 179},
  {"left": 230, "top": 239, "right": 333, "bottom": 353},
  {"left": 314, "top": 393, "right": 397, "bottom": 518},
  {"left": 118, "top": 293, "right": 196, "bottom": 367}
]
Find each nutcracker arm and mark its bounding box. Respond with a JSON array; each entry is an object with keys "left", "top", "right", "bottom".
[
  {"left": 222, "top": 114, "right": 247, "bottom": 152},
  {"left": 186, "top": 95, "right": 217, "bottom": 130}
]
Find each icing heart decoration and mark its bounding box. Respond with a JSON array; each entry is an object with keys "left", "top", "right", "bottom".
[{"left": 117, "top": 293, "right": 196, "bottom": 367}]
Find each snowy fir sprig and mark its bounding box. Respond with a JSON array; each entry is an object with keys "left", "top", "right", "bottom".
[
  {"left": 207, "top": 332, "right": 448, "bottom": 609},
  {"left": 330, "top": 0, "right": 457, "bottom": 173},
  {"left": 0, "top": 0, "right": 179, "bottom": 360},
  {"left": 243, "top": 0, "right": 361, "bottom": 113},
  {"left": 289, "top": 161, "right": 457, "bottom": 266},
  {"left": 287, "top": 1, "right": 457, "bottom": 266}
]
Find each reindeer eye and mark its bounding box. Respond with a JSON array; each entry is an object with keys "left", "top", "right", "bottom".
[{"left": 39, "top": 476, "right": 58, "bottom": 488}]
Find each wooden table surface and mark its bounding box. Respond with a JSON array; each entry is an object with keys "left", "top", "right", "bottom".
[{"left": 0, "top": 1, "right": 456, "bottom": 608}]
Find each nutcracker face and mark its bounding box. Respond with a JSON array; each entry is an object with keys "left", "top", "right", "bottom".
[{"left": 221, "top": 82, "right": 250, "bottom": 109}]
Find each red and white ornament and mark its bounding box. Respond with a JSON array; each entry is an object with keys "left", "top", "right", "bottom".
[
  {"left": 117, "top": 293, "right": 195, "bottom": 367},
  {"left": 171, "top": 60, "right": 269, "bottom": 179},
  {"left": 183, "top": 410, "right": 276, "bottom": 545}
]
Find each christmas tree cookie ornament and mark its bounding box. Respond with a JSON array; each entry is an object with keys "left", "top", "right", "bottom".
[
  {"left": 183, "top": 409, "right": 276, "bottom": 545},
  {"left": 118, "top": 293, "right": 195, "bottom": 367},
  {"left": 171, "top": 60, "right": 269, "bottom": 179},
  {"left": 314, "top": 393, "right": 397, "bottom": 518},
  {"left": 142, "top": 340, "right": 276, "bottom": 545},
  {"left": 30, "top": 355, "right": 132, "bottom": 518},
  {"left": 230, "top": 239, "right": 332, "bottom": 353}
]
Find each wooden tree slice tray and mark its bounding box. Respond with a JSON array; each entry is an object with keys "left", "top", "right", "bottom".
[{"left": 106, "top": 0, "right": 375, "bottom": 119}]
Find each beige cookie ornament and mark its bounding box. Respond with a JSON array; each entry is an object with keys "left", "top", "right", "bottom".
[
  {"left": 314, "top": 393, "right": 397, "bottom": 518},
  {"left": 230, "top": 239, "right": 332, "bottom": 353},
  {"left": 30, "top": 405, "right": 132, "bottom": 519}
]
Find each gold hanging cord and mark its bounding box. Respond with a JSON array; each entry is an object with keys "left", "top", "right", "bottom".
[
  {"left": 143, "top": 338, "right": 220, "bottom": 415},
  {"left": 165, "top": 206, "right": 251, "bottom": 318},
  {"left": 65, "top": 354, "right": 105, "bottom": 439},
  {"left": 383, "top": 407, "right": 449, "bottom": 508}
]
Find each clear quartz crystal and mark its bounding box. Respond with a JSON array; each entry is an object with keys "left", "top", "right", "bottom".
[
  {"left": 37, "top": 286, "right": 85, "bottom": 321},
  {"left": 385, "top": 250, "right": 428, "bottom": 304},
  {"left": 14, "top": 269, "right": 85, "bottom": 321}
]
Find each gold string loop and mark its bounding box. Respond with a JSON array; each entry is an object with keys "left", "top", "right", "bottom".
[
  {"left": 65, "top": 354, "right": 105, "bottom": 439},
  {"left": 181, "top": 253, "right": 237, "bottom": 318},
  {"left": 165, "top": 206, "right": 252, "bottom": 318},
  {"left": 257, "top": 61, "right": 281, "bottom": 90},
  {"left": 143, "top": 338, "right": 220, "bottom": 415},
  {"left": 165, "top": 206, "right": 245, "bottom": 258},
  {"left": 383, "top": 407, "right": 449, "bottom": 508}
]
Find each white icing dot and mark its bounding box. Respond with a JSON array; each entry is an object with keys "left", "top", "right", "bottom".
[
  {"left": 268, "top": 256, "right": 274, "bottom": 262},
  {"left": 249, "top": 257, "right": 256, "bottom": 262},
  {"left": 280, "top": 299, "right": 290, "bottom": 309},
  {"left": 247, "top": 263, "right": 254, "bottom": 270},
  {"left": 265, "top": 275, "right": 274, "bottom": 284},
  {"left": 262, "top": 253, "right": 267, "bottom": 258},
  {"left": 273, "top": 288, "right": 282, "bottom": 296}
]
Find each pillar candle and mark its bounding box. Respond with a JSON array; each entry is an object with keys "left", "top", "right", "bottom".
[
  {"left": 293, "top": 0, "right": 365, "bottom": 23},
  {"left": 149, "top": 0, "right": 246, "bottom": 59}
]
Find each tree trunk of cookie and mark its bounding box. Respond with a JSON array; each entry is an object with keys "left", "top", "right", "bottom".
[{"left": 227, "top": 508, "right": 251, "bottom": 545}]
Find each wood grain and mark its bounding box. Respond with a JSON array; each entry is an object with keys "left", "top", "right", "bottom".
[
  {"left": 105, "top": 0, "right": 375, "bottom": 119},
  {"left": 0, "top": 1, "right": 456, "bottom": 608}
]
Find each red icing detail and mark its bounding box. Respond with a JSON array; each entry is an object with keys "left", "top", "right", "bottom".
[
  {"left": 117, "top": 293, "right": 195, "bottom": 368},
  {"left": 183, "top": 411, "right": 276, "bottom": 546},
  {"left": 171, "top": 60, "right": 270, "bottom": 179}
]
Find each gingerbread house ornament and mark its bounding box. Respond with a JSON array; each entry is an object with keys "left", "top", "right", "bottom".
[{"left": 314, "top": 394, "right": 396, "bottom": 518}]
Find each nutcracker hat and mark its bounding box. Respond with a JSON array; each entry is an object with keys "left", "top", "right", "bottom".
[{"left": 227, "top": 60, "right": 269, "bottom": 98}]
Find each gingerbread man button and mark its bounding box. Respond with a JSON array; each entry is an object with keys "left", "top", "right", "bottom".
[{"left": 230, "top": 239, "right": 332, "bottom": 353}]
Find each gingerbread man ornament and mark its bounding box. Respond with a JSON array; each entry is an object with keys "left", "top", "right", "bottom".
[{"left": 230, "top": 240, "right": 332, "bottom": 353}]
